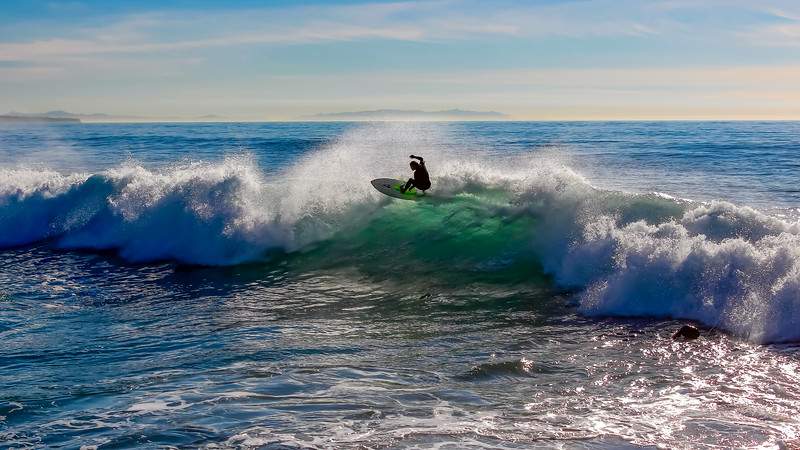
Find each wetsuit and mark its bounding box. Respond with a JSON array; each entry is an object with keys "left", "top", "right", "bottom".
[{"left": 402, "top": 155, "right": 431, "bottom": 193}]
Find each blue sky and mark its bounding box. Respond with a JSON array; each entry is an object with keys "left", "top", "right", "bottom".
[{"left": 1, "top": 0, "right": 800, "bottom": 120}]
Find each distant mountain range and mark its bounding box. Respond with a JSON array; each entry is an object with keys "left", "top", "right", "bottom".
[
  {"left": 3, "top": 111, "right": 224, "bottom": 122},
  {"left": 3, "top": 109, "right": 510, "bottom": 123},
  {"left": 1, "top": 114, "right": 80, "bottom": 123},
  {"left": 299, "top": 109, "right": 511, "bottom": 121},
  {"left": 6, "top": 110, "right": 137, "bottom": 121}
]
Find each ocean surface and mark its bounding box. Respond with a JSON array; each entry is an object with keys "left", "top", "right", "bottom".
[{"left": 1, "top": 121, "right": 800, "bottom": 449}]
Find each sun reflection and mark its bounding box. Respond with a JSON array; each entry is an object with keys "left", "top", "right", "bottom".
[{"left": 520, "top": 357, "right": 534, "bottom": 373}]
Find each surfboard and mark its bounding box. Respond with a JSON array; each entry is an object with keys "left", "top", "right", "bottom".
[{"left": 371, "top": 178, "right": 423, "bottom": 200}]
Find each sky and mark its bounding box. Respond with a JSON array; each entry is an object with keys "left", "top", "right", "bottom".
[{"left": 1, "top": 0, "right": 800, "bottom": 121}]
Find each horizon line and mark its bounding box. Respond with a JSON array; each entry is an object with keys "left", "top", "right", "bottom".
[{"left": 7, "top": 118, "right": 800, "bottom": 124}]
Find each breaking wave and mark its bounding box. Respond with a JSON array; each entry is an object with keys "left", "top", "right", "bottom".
[{"left": 2, "top": 125, "right": 800, "bottom": 343}]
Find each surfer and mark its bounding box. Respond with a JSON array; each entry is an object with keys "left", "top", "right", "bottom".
[
  {"left": 400, "top": 155, "right": 431, "bottom": 194},
  {"left": 672, "top": 325, "right": 700, "bottom": 341}
]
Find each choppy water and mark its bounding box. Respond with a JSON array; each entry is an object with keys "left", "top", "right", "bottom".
[{"left": 1, "top": 121, "right": 800, "bottom": 448}]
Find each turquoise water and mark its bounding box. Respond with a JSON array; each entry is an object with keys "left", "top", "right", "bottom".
[{"left": 1, "top": 121, "right": 800, "bottom": 448}]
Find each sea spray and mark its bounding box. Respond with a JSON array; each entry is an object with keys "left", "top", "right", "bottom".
[
  {"left": 507, "top": 165, "right": 800, "bottom": 343},
  {"left": 567, "top": 202, "right": 800, "bottom": 343},
  {"left": 0, "top": 167, "right": 92, "bottom": 247},
  {"left": 1, "top": 158, "right": 317, "bottom": 265}
]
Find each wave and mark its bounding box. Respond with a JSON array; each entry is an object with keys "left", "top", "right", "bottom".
[{"left": 2, "top": 123, "right": 800, "bottom": 343}]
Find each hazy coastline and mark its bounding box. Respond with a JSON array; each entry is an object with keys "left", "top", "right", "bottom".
[{"left": 0, "top": 115, "right": 80, "bottom": 124}]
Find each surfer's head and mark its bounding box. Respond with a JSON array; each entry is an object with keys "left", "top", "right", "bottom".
[{"left": 410, "top": 161, "right": 419, "bottom": 170}]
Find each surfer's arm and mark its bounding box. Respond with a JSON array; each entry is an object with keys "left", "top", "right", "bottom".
[{"left": 410, "top": 155, "right": 424, "bottom": 164}]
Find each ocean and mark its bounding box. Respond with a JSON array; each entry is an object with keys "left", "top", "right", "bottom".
[{"left": 1, "top": 121, "right": 799, "bottom": 449}]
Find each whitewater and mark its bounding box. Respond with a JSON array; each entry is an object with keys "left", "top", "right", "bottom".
[{"left": 1, "top": 121, "right": 799, "bottom": 448}]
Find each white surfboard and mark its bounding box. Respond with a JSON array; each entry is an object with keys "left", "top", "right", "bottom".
[{"left": 371, "top": 178, "right": 423, "bottom": 200}]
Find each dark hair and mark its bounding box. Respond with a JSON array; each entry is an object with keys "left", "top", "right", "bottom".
[{"left": 410, "top": 161, "right": 419, "bottom": 169}]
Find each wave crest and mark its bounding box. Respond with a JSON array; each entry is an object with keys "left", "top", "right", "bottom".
[{"left": 3, "top": 137, "right": 800, "bottom": 342}]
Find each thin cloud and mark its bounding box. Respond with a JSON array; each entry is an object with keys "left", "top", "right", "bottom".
[
  {"left": 272, "top": 65, "right": 800, "bottom": 91},
  {"left": 5, "top": 0, "right": 800, "bottom": 62},
  {"left": 715, "top": 90, "right": 800, "bottom": 102},
  {"left": 0, "top": 0, "right": 705, "bottom": 62}
]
